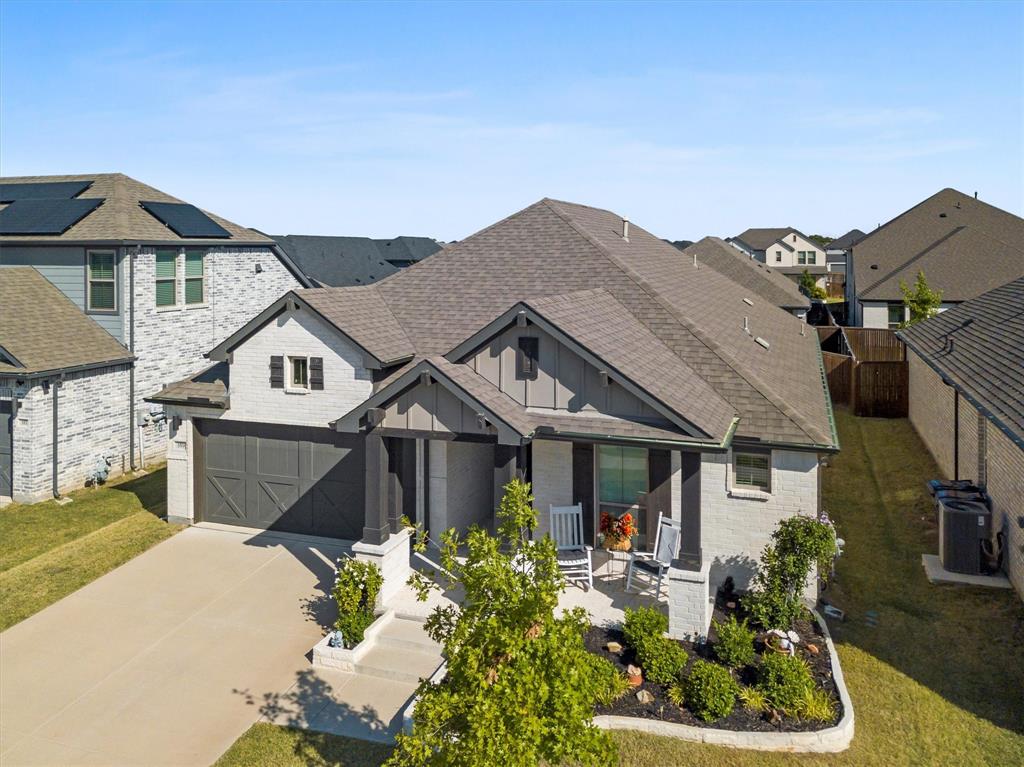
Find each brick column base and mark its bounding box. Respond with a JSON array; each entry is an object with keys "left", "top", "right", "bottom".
[
  {"left": 353, "top": 528, "right": 411, "bottom": 608},
  {"left": 668, "top": 561, "right": 712, "bottom": 641}
]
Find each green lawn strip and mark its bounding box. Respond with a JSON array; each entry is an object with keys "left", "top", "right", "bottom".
[
  {"left": 213, "top": 723, "right": 392, "bottom": 767},
  {"left": 0, "top": 510, "right": 179, "bottom": 631},
  {"left": 0, "top": 468, "right": 168, "bottom": 573}
]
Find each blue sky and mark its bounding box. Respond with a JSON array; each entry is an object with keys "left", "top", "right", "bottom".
[{"left": 2, "top": 1, "right": 1021, "bottom": 241}]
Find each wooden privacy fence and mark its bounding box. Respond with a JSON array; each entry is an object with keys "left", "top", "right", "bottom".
[{"left": 819, "top": 327, "right": 908, "bottom": 417}]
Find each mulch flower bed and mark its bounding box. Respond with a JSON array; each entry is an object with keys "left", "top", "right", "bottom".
[{"left": 585, "top": 596, "right": 842, "bottom": 732}]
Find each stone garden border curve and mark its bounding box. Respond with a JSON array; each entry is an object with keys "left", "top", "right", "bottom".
[{"left": 593, "top": 609, "right": 854, "bottom": 753}]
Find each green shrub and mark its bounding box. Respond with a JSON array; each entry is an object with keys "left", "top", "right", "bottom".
[
  {"left": 683, "top": 660, "right": 740, "bottom": 721},
  {"left": 794, "top": 687, "right": 836, "bottom": 722},
  {"left": 738, "top": 686, "right": 768, "bottom": 712},
  {"left": 587, "top": 654, "right": 631, "bottom": 706},
  {"left": 745, "top": 516, "right": 837, "bottom": 629},
  {"left": 757, "top": 652, "right": 815, "bottom": 715},
  {"left": 623, "top": 606, "right": 667, "bottom": 649},
  {"left": 713, "top": 615, "right": 756, "bottom": 668},
  {"left": 333, "top": 558, "right": 383, "bottom": 648}
]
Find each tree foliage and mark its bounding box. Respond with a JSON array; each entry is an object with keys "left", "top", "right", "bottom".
[
  {"left": 387, "top": 478, "right": 616, "bottom": 767},
  {"left": 899, "top": 270, "right": 943, "bottom": 326},
  {"left": 797, "top": 269, "right": 827, "bottom": 300},
  {"left": 745, "top": 516, "right": 838, "bottom": 629},
  {"left": 332, "top": 558, "right": 383, "bottom": 648}
]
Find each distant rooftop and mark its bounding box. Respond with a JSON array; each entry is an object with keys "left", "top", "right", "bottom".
[{"left": 270, "top": 234, "right": 442, "bottom": 287}]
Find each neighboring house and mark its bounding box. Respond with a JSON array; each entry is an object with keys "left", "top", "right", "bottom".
[
  {"left": 0, "top": 268, "right": 135, "bottom": 504},
  {"left": 152, "top": 198, "right": 837, "bottom": 639},
  {"left": 898, "top": 277, "right": 1024, "bottom": 600},
  {"left": 270, "top": 234, "right": 442, "bottom": 287},
  {"left": 0, "top": 173, "right": 308, "bottom": 501},
  {"left": 729, "top": 227, "right": 828, "bottom": 289},
  {"left": 824, "top": 228, "right": 866, "bottom": 277},
  {"left": 679, "top": 237, "right": 811, "bottom": 319},
  {"left": 848, "top": 188, "right": 1024, "bottom": 328}
]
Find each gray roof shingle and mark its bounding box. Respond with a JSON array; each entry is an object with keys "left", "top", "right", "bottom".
[
  {"left": 680, "top": 237, "right": 810, "bottom": 310},
  {"left": 853, "top": 188, "right": 1024, "bottom": 302},
  {"left": 898, "top": 276, "right": 1024, "bottom": 446},
  {"left": 271, "top": 234, "right": 441, "bottom": 287},
  {"left": 0, "top": 267, "right": 133, "bottom": 375},
  {"left": 732, "top": 227, "right": 800, "bottom": 251},
  {"left": 826, "top": 229, "right": 866, "bottom": 251}
]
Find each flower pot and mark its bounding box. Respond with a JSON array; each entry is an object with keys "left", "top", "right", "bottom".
[
  {"left": 603, "top": 536, "right": 632, "bottom": 552},
  {"left": 626, "top": 664, "right": 643, "bottom": 687}
]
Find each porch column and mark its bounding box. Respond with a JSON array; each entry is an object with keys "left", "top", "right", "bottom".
[
  {"left": 668, "top": 451, "right": 711, "bottom": 641},
  {"left": 493, "top": 444, "right": 519, "bottom": 514},
  {"left": 354, "top": 428, "right": 411, "bottom": 607}
]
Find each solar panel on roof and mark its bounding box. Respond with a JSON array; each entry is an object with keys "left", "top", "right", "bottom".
[
  {"left": 139, "top": 201, "right": 231, "bottom": 238},
  {"left": 0, "top": 180, "right": 93, "bottom": 202},
  {"left": 0, "top": 198, "right": 103, "bottom": 235}
]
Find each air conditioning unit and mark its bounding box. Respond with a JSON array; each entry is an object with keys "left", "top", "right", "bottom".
[{"left": 938, "top": 499, "right": 991, "bottom": 575}]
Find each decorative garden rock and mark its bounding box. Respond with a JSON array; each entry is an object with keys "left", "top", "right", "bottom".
[
  {"left": 635, "top": 689, "right": 655, "bottom": 704},
  {"left": 605, "top": 641, "right": 623, "bottom": 654}
]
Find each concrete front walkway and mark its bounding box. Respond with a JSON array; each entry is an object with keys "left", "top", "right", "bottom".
[{"left": 0, "top": 526, "right": 414, "bottom": 766}]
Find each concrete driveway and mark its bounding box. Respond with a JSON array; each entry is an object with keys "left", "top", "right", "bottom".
[{"left": 0, "top": 525, "right": 379, "bottom": 766}]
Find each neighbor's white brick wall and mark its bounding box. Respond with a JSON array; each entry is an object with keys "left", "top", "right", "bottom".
[
  {"left": 532, "top": 439, "right": 574, "bottom": 539},
  {"left": 128, "top": 247, "right": 300, "bottom": 462},
  {"left": 701, "top": 449, "right": 820, "bottom": 591},
  {"left": 225, "top": 307, "right": 372, "bottom": 428},
  {"left": 3, "top": 365, "right": 132, "bottom": 502}
]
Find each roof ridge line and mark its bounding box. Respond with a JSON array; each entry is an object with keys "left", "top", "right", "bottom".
[
  {"left": 541, "top": 201, "right": 826, "bottom": 445},
  {"left": 860, "top": 225, "right": 966, "bottom": 297},
  {"left": 369, "top": 283, "right": 416, "bottom": 355}
]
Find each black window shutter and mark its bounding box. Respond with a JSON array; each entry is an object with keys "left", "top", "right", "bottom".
[
  {"left": 310, "top": 357, "right": 324, "bottom": 390},
  {"left": 270, "top": 355, "right": 284, "bottom": 388}
]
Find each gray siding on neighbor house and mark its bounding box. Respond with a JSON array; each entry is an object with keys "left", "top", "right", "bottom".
[
  {"left": 468, "top": 323, "right": 663, "bottom": 420},
  {"left": 0, "top": 245, "right": 125, "bottom": 341}
]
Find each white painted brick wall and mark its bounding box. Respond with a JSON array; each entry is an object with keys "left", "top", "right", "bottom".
[
  {"left": 701, "top": 449, "right": 820, "bottom": 591},
  {"left": 3, "top": 364, "right": 132, "bottom": 502},
  {"left": 532, "top": 439, "right": 574, "bottom": 539},
  {"left": 225, "top": 306, "right": 372, "bottom": 427},
  {"left": 444, "top": 441, "right": 494, "bottom": 533},
  {"left": 128, "top": 247, "right": 300, "bottom": 462},
  {"left": 668, "top": 562, "right": 713, "bottom": 640}
]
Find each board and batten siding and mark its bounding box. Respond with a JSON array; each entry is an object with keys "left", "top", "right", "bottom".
[
  {"left": 224, "top": 305, "right": 373, "bottom": 428},
  {"left": 0, "top": 245, "right": 125, "bottom": 341},
  {"left": 467, "top": 323, "right": 664, "bottom": 420},
  {"left": 383, "top": 379, "right": 491, "bottom": 436}
]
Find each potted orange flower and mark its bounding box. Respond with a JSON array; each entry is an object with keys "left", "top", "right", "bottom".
[{"left": 600, "top": 511, "right": 637, "bottom": 552}]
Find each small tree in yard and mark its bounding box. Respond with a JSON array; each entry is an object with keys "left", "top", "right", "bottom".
[
  {"left": 798, "top": 269, "right": 827, "bottom": 300},
  {"left": 900, "top": 270, "right": 943, "bottom": 326},
  {"left": 745, "top": 515, "right": 838, "bottom": 630},
  {"left": 387, "top": 478, "right": 617, "bottom": 767}
]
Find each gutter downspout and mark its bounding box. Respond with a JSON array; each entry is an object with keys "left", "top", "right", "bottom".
[
  {"left": 51, "top": 377, "right": 61, "bottom": 498},
  {"left": 129, "top": 245, "right": 137, "bottom": 470},
  {"left": 953, "top": 389, "right": 960, "bottom": 481}
]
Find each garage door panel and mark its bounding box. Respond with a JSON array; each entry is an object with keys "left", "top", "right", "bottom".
[{"left": 198, "top": 420, "right": 364, "bottom": 539}]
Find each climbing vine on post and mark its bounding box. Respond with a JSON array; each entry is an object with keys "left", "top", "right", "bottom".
[{"left": 388, "top": 477, "right": 618, "bottom": 767}]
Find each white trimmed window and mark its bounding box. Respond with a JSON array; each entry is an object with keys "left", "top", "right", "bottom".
[
  {"left": 87, "top": 251, "right": 116, "bottom": 312},
  {"left": 184, "top": 249, "right": 205, "bottom": 305},
  {"left": 733, "top": 450, "right": 771, "bottom": 492},
  {"left": 155, "top": 250, "right": 178, "bottom": 307},
  {"left": 289, "top": 356, "right": 309, "bottom": 390}
]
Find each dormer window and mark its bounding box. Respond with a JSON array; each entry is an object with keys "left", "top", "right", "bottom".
[{"left": 516, "top": 336, "right": 539, "bottom": 380}]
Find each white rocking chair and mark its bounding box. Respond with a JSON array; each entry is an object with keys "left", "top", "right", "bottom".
[
  {"left": 549, "top": 504, "right": 594, "bottom": 590},
  {"left": 626, "top": 513, "right": 681, "bottom": 597}
]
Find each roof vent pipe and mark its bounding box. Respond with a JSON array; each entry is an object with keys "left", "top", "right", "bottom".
[
  {"left": 693, "top": 251, "right": 697, "bottom": 267},
  {"left": 622, "top": 217, "right": 630, "bottom": 242},
  {"left": 743, "top": 316, "right": 750, "bottom": 334}
]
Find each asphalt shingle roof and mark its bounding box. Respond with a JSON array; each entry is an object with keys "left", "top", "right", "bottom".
[
  {"left": 732, "top": 227, "right": 799, "bottom": 251},
  {"left": 680, "top": 237, "right": 810, "bottom": 310},
  {"left": 853, "top": 188, "right": 1024, "bottom": 302},
  {"left": 0, "top": 267, "right": 132, "bottom": 375},
  {"left": 0, "top": 173, "right": 273, "bottom": 244},
  {"left": 826, "top": 229, "right": 866, "bottom": 251},
  {"left": 300, "top": 285, "right": 415, "bottom": 364},
  {"left": 898, "top": 276, "right": 1024, "bottom": 446},
  {"left": 270, "top": 234, "right": 441, "bottom": 287}
]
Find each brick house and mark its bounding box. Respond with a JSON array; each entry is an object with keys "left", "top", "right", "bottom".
[
  {"left": 151, "top": 198, "right": 838, "bottom": 637},
  {"left": 0, "top": 174, "right": 309, "bottom": 502},
  {"left": 899, "top": 277, "right": 1024, "bottom": 599}
]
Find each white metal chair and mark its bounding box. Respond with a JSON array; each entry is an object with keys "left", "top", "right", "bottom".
[
  {"left": 549, "top": 504, "right": 593, "bottom": 590},
  {"left": 626, "top": 513, "right": 681, "bottom": 597}
]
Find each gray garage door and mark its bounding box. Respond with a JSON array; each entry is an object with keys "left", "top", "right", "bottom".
[
  {"left": 0, "top": 400, "right": 12, "bottom": 498},
  {"left": 196, "top": 419, "right": 365, "bottom": 540}
]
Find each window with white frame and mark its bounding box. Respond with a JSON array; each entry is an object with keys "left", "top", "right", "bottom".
[
  {"left": 155, "top": 250, "right": 177, "bottom": 307},
  {"left": 733, "top": 450, "right": 771, "bottom": 492},
  {"left": 775, "top": 250, "right": 782, "bottom": 262},
  {"left": 289, "top": 356, "right": 309, "bottom": 389},
  {"left": 184, "top": 249, "right": 206, "bottom": 305},
  {"left": 807, "top": 251, "right": 817, "bottom": 265},
  {"left": 797, "top": 251, "right": 807, "bottom": 265},
  {"left": 887, "top": 302, "right": 905, "bottom": 329},
  {"left": 87, "top": 251, "right": 116, "bottom": 312}
]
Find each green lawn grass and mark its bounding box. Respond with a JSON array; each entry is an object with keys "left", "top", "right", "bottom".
[
  {"left": 0, "top": 468, "right": 178, "bottom": 631},
  {"left": 217, "top": 411, "right": 1024, "bottom": 766},
  {"left": 214, "top": 724, "right": 392, "bottom": 767}
]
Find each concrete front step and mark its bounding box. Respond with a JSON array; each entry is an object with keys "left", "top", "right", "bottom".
[
  {"left": 377, "top": 616, "right": 442, "bottom": 653},
  {"left": 354, "top": 643, "right": 443, "bottom": 684}
]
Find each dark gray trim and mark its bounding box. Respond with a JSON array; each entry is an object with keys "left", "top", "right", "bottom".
[
  {"left": 675, "top": 450, "right": 702, "bottom": 570},
  {"left": 363, "top": 429, "right": 391, "bottom": 545},
  {"left": 375, "top": 427, "right": 499, "bottom": 444},
  {"left": 444, "top": 302, "right": 711, "bottom": 440},
  {"left": 9, "top": 357, "right": 134, "bottom": 380},
  {"left": 0, "top": 344, "right": 25, "bottom": 369}
]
